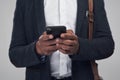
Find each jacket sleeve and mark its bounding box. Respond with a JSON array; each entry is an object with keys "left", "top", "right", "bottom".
[
  {"left": 70, "top": 0, "right": 115, "bottom": 61},
  {"left": 9, "top": 0, "right": 46, "bottom": 67}
]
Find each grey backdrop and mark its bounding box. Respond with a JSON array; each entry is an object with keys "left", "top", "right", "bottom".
[{"left": 0, "top": 0, "right": 119, "bottom": 80}]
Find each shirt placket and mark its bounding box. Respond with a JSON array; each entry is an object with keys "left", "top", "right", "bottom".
[{"left": 59, "top": 0, "right": 68, "bottom": 77}]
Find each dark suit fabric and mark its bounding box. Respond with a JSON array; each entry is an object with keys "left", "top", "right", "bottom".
[{"left": 9, "top": 0, "right": 114, "bottom": 80}]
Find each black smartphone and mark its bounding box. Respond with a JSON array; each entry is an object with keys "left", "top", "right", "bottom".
[{"left": 46, "top": 26, "right": 66, "bottom": 39}]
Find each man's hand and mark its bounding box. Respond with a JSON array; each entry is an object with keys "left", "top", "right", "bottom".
[
  {"left": 36, "top": 32, "right": 57, "bottom": 55},
  {"left": 56, "top": 30, "right": 79, "bottom": 55}
]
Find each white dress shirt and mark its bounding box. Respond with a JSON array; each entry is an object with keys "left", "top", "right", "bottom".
[{"left": 44, "top": 0, "right": 77, "bottom": 79}]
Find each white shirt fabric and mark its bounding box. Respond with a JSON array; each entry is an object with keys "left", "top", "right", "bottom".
[{"left": 44, "top": 0, "right": 77, "bottom": 79}]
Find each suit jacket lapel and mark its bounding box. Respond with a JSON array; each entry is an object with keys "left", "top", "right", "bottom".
[
  {"left": 34, "top": 0, "right": 46, "bottom": 36},
  {"left": 75, "top": 0, "right": 87, "bottom": 36}
]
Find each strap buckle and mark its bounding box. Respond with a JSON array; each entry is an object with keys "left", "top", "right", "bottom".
[{"left": 88, "top": 11, "right": 94, "bottom": 23}]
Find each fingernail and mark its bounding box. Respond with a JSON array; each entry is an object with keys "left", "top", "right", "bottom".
[
  {"left": 56, "top": 44, "right": 60, "bottom": 49},
  {"left": 56, "top": 38, "right": 59, "bottom": 42},
  {"left": 49, "top": 35, "right": 53, "bottom": 39},
  {"left": 56, "top": 44, "right": 59, "bottom": 46},
  {"left": 61, "top": 34, "right": 64, "bottom": 38}
]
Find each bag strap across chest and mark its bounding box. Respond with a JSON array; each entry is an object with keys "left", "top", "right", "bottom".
[{"left": 88, "top": 0, "right": 102, "bottom": 80}]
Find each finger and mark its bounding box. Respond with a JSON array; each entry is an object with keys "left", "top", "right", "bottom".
[
  {"left": 56, "top": 38, "right": 62, "bottom": 44},
  {"left": 62, "top": 40, "right": 76, "bottom": 46},
  {"left": 61, "top": 33, "right": 77, "bottom": 40},
  {"left": 58, "top": 43, "right": 73, "bottom": 51},
  {"left": 62, "top": 45, "right": 73, "bottom": 51},
  {"left": 45, "top": 39, "right": 57, "bottom": 46},
  {"left": 43, "top": 31, "right": 47, "bottom": 35},
  {"left": 59, "top": 48, "right": 72, "bottom": 54},
  {"left": 44, "top": 45, "right": 57, "bottom": 55},
  {"left": 66, "top": 29, "right": 74, "bottom": 34},
  {"left": 56, "top": 38, "right": 76, "bottom": 46},
  {"left": 59, "top": 49, "right": 67, "bottom": 54},
  {"left": 39, "top": 34, "right": 54, "bottom": 41}
]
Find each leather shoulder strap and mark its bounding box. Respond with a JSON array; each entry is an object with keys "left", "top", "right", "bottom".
[
  {"left": 88, "top": 0, "right": 102, "bottom": 80},
  {"left": 88, "top": 0, "right": 94, "bottom": 40}
]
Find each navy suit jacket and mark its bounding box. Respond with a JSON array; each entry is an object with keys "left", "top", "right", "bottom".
[{"left": 9, "top": 0, "right": 114, "bottom": 80}]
